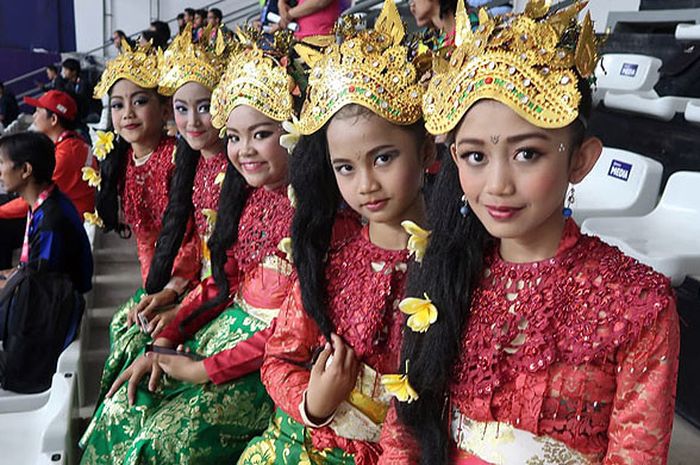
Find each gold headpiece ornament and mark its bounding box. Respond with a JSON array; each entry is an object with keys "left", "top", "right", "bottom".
[
  {"left": 210, "top": 28, "right": 296, "bottom": 132},
  {"left": 423, "top": 0, "right": 600, "bottom": 134},
  {"left": 294, "top": 0, "right": 424, "bottom": 134},
  {"left": 157, "top": 23, "right": 233, "bottom": 96},
  {"left": 94, "top": 39, "right": 161, "bottom": 98}
]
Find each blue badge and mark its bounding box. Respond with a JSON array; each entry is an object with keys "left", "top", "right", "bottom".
[
  {"left": 620, "top": 63, "right": 639, "bottom": 77},
  {"left": 608, "top": 160, "right": 632, "bottom": 181}
]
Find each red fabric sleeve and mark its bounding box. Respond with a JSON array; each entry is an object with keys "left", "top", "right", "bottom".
[
  {"left": 203, "top": 323, "right": 275, "bottom": 384},
  {"left": 260, "top": 282, "right": 322, "bottom": 424},
  {"left": 603, "top": 302, "right": 680, "bottom": 465},
  {"left": 0, "top": 198, "right": 28, "bottom": 219},
  {"left": 157, "top": 247, "right": 239, "bottom": 345},
  {"left": 377, "top": 402, "right": 420, "bottom": 465},
  {"left": 170, "top": 215, "right": 202, "bottom": 286}
]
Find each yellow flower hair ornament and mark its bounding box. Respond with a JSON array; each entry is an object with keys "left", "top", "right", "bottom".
[
  {"left": 279, "top": 115, "right": 302, "bottom": 155},
  {"left": 287, "top": 185, "right": 298, "bottom": 208},
  {"left": 401, "top": 220, "right": 431, "bottom": 263},
  {"left": 81, "top": 166, "right": 102, "bottom": 189},
  {"left": 92, "top": 130, "right": 115, "bottom": 161},
  {"left": 399, "top": 293, "right": 438, "bottom": 333},
  {"left": 278, "top": 237, "right": 293, "bottom": 262},
  {"left": 84, "top": 210, "right": 104, "bottom": 229},
  {"left": 214, "top": 171, "right": 226, "bottom": 186},
  {"left": 381, "top": 361, "right": 419, "bottom": 403},
  {"left": 201, "top": 208, "right": 218, "bottom": 229}
]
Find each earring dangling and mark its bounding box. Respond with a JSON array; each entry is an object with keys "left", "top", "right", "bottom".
[
  {"left": 562, "top": 187, "right": 575, "bottom": 218},
  {"left": 460, "top": 195, "right": 470, "bottom": 217}
]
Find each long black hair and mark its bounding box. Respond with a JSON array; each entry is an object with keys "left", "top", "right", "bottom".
[
  {"left": 95, "top": 134, "right": 130, "bottom": 235},
  {"left": 178, "top": 158, "right": 249, "bottom": 334},
  {"left": 396, "top": 79, "right": 594, "bottom": 465},
  {"left": 144, "top": 137, "right": 200, "bottom": 294}
]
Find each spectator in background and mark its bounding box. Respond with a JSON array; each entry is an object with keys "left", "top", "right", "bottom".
[
  {"left": 193, "top": 9, "right": 207, "bottom": 41},
  {"left": 184, "top": 7, "right": 196, "bottom": 24},
  {"left": 139, "top": 30, "right": 167, "bottom": 51},
  {"left": 59, "top": 58, "right": 91, "bottom": 122},
  {"left": 177, "top": 13, "right": 186, "bottom": 34},
  {"left": 112, "top": 30, "right": 132, "bottom": 53},
  {"left": 0, "top": 90, "right": 95, "bottom": 269},
  {"left": 277, "top": 0, "right": 341, "bottom": 38},
  {"left": 0, "top": 82, "right": 19, "bottom": 127},
  {"left": 149, "top": 21, "right": 171, "bottom": 48},
  {"left": 207, "top": 8, "right": 231, "bottom": 39},
  {"left": 37, "top": 65, "right": 64, "bottom": 92},
  {"left": 0, "top": 132, "right": 93, "bottom": 394}
]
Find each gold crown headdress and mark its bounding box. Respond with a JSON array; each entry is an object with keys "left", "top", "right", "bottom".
[
  {"left": 423, "top": 0, "right": 600, "bottom": 134},
  {"left": 94, "top": 40, "right": 161, "bottom": 98},
  {"left": 157, "top": 23, "right": 233, "bottom": 96},
  {"left": 210, "top": 28, "right": 296, "bottom": 132},
  {"left": 294, "top": 0, "right": 425, "bottom": 135}
]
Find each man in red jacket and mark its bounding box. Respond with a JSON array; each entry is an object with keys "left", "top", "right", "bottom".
[{"left": 0, "top": 90, "right": 95, "bottom": 268}]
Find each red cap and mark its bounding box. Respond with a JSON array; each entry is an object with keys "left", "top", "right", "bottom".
[{"left": 24, "top": 90, "right": 78, "bottom": 122}]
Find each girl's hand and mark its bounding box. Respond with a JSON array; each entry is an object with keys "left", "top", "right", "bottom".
[
  {"left": 305, "top": 333, "right": 360, "bottom": 424},
  {"left": 153, "top": 345, "right": 210, "bottom": 384},
  {"left": 147, "top": 306, "right": 180, "bottom": 338},
  {"left": 127, "top": 288, "right": 178, "bottom": 328},
  {"left": 107, "top": 353, "right": 163, "bottom": 405}
]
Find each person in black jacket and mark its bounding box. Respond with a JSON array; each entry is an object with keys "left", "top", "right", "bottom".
[{"left": 0, "top": 132, "right": 93, "bottom": 393}]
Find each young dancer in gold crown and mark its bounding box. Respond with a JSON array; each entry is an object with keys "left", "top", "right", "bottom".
[
  {"left": 88, "top": 25, "right": 232, "bottom": 411},
  {"left": 382, "top": 2, "right": 679, "bottom": 464},
  {"left": 79, "top": 30, "right": 304, "bottom": 465},
  {"left": 237, "top": 2, "right": 435, "bottom": 464}
]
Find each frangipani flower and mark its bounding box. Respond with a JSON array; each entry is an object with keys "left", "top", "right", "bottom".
[
  {"left": 278, "top": 237, "right": 293, "bottom": 262},
  {"left": 381, "top": 372, "right": 419, "bottom": 403},
  {"left": 401, "top": 220, "right": 431, "bottom": 263},
  {"left": 81, "top": 166, "right": 102, "bottom": 189},
  {"left": 214, "top": 171, "right": 226, "bottom": 186},
  {"left": 84, "top": 210, "right": 104, "bottom": 228},
  {"left": 201, "top": 209, "right": 217, "bottom": 228},
  {"left": 399, "top": 293, "right": 438, "bottom": 333},
  {"left": 280, "top": 115, "right": 301, "bottom": 155},
  {"left": 92, "top": 130, "right": 115, "bottom": 161},
  {"left": 287, "top": 185, "right": 297, "bottom": 208}
]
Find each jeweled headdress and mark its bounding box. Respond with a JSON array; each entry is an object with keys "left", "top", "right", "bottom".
[
  {"left": 157, "top": 24, "right": 232, "bottom": 96},
  {"left": 294, "top": 0, "right": 425, "bottom": 135},
  {"left": 94, "top": 40, "right": 161, "bottom": 98},
  {"left": 423, "top": 0, "right": 600, "bottom": 134},
  {"left": 210, "top": 28, "right": 296, "bottom": 131}
]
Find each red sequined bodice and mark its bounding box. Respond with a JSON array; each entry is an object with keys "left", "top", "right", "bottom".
[
  {"left": 191, "top": 151, "right": 228, "bottom": 240},
  {"left": 121, "top": 136, "right": 176, "bottom": 234},
  {"left": 449, "top": 219, "right": 675, "bottom": 457}
]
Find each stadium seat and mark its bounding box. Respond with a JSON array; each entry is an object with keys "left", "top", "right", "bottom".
[
  {"left": 593, "top": 53, "right": 662, "bottom": 105},
  {"left": 684, "top": 100, "right": 700, "bottom": 124},
  {"left": 582, "top": 171, "right": 700, "bottom": 286},
  {"left": 675, "top": 23, "right": 700, "bottom": 41},
  {"left": 572, "top": 147, "right": 663, "bottom": 224},
  {"left": 0, "top": 372, "right": 75, "bottom": 465}
]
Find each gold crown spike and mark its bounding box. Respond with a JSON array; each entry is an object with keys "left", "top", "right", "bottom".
[
  {"left": 423, "top": 0, "right": 600, "bottom": 135},
  {"left": 295, "top": 0, "right": 424, "bottom": 135},
  {"left": 209, "top": 31, "right": 296, "bottom": 132},
  {"left": 157, "top": 23, "right": 233, "bottom": 96},
  {"left": 94, "top": 40, "right": 161, "bottom": 98}
]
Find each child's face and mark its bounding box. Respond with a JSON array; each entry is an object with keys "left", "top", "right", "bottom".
[
  {"left": 327, "top": 111, "right": 431, "bottom": 227},
  {"left": 109, "top": 79, "right": 167, "bottom": 146},
  {"left": 450, "top": 99, "right": 597, "bottom": 243},
  {"left": 225, "top": 105, "right": 288, "bottom": 190},
  {"left": 0, "top": 150, "right": 27, "bottom": 193},
  {"left": 172, "top": 82, "right": 220, "bottom": 153}
]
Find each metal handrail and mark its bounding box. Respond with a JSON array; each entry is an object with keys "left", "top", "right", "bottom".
[{"left": 5, "top": 67, "right": 49, "bottom": 87}]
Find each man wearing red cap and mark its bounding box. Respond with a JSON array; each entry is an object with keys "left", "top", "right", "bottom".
[{"left": 0, "top": 90, "right": 95, "bottom": 269}]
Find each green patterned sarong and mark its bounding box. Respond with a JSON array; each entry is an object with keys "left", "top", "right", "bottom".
[
  {"left": 96, "top": 288, "right": 150, "bottom": 405},
  {"left": 80, "top": 304, "right": 275, "bottom": 465},
  {"left": 237, "top": 409, "right": 355, "bottom": 465}
]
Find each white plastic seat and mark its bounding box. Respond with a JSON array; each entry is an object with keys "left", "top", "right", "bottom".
[
  {"left": 593, "top": 54, "right": 661, "bottom": 105},
  {"left": 603, "top": 92, "right": 692, "bottom": 121},
  {"left": 676, "top": 23, "right": 700, "bottom": 41},
  {"left": 0, "top": 339, "right": 80, "bottom": 414},
  {"left": 0, "top": 372, "right": 75, "bottom": 465},
  {"left": 582, "top": 171, "right": 700, "bottom": 286},
  {"left": 684, "top": 100, "right": 700, "bottom": 124},
  {"left": 572, "top": 147, "right": 663, "bottom": 224}
]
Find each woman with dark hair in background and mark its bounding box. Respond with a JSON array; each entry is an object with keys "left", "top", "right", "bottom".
[
  {"left": 79, "top": 31, "right": 312, "bottom": 465},
  {"left": 381, "top": 3, "right": 679, "bottom": 464}
]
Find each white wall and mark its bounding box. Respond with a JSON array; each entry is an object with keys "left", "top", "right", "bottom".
[
  {"left": 74, "top": 0, "right": 256, "bottom": 57},
  {"left": 513, "top": 0, "right": 641, "bottom": 32}
]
